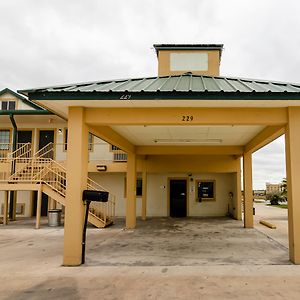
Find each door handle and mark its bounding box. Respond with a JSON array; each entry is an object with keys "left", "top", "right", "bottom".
[{"left": 180, "top": 193, "right": 185, "bottom": 196}]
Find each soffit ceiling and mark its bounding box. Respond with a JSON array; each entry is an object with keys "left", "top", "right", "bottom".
[{"left": 111, "top": 125, "right": 265, "bottom": 146}]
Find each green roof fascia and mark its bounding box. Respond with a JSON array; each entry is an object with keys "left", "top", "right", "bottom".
[
  {"left": 0, "top": 109, "right": 53, "bottom": 116},
  {"left": 28, "top": 91, "right": 300, "bottom": 101}
]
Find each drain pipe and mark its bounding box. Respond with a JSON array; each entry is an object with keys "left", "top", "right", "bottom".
[{"left": 9, "top": 114, "right": 18, "bottom": 220}]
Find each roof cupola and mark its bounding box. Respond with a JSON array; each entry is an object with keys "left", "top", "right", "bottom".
[{"left": 153, "top": 44, "right": 223, "bottom": 77}]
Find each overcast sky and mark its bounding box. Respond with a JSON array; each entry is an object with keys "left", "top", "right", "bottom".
[{"left": 1, "top": 0, "right": 297, "bottom": 189}]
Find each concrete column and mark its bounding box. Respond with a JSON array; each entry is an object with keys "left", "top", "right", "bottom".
[
  {"left": 126, "top": 152, "right": 136, "bottom": 229},
  {"left": 3, "top": 191, "right": 9, "bottom": 225},
  {"left": 63, "top": 107, "right": 89, "bottom": 266},
  {"left": 35, "top": 187, "right": 42, "bottom": 229},
  {"left": 234, "top": 160, "right": 242, "bottom": 220},
  {"left": 141, "top": 169, "right": 147, "bottom": 221},
  {"left": 285, "top": 107, "right": 300, "bottom": 264},
  {"left": 243, "top": 152, "right": 253, "bottom": 228}
]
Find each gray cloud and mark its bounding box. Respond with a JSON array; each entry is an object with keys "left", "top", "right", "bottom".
[
  {"left": 0, "top": 0, "right": 295, "bottom": 188},
  {"left": 253, "top": 136, "right": 286, "bottom": 189}
]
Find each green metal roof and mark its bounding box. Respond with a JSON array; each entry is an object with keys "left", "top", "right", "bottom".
[
  {"left": 153, "top": 44, "right": 224, "bottom": 55},
  {"left": 19, "top": 74, "right": 300, "bottom": 101}
]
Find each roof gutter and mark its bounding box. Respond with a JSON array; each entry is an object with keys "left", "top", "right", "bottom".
[{"left": 0, "top": 110, "right": 53, "bottom": 115}]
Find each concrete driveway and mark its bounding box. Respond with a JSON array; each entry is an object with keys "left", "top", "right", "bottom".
[
  {"left": 1, "top": 216, "right": 300, "bottom": 300},
  {"left": 86, "top": 217, "right": 289, "bottom": 266}
]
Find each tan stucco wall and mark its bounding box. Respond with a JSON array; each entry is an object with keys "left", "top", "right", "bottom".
[
  {"left": 138, "top": 155, "right": 239, "bottom": 173},
  {"left": 157, "top": 50, "right": 221, "bottom": 76},
  {"left": 0, "top": 92, "right": 20, "bottom": 101},
  {"left": 90, "top": 171, "right": 236, "bottom": 217},
  {"left": 90, "top": 154, "right": 240, "bottom": 217},
  {"left": 0, "top": 191, "right": 31, "bottom": 217}
]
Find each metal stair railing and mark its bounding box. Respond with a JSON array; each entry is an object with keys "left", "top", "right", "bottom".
[
  {"left": 34, "top": 142, "right": 54, "bottom": 159},
  {"left": 0, "top": 143, "right": 33, "bottom": 181},
  {"left": 87, "top": 177, "right": 116, "bottom": 224},
  {"left": 7, "top": 158, "right": 49, "bottom": 182},
  {"left": 34, "top": 142, "right": 115, "bottom": 224},
  {"left": 8, "top": 143, "right": 32, "bottom": 159},
  {"left": 1, "top": 142, "right": 116, "bottom": 226}
]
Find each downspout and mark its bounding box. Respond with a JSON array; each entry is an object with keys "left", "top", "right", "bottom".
[{"left": 9, "top": 114, "right": 18, "bottom": 220}]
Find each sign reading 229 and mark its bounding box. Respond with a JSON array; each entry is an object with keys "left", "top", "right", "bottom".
[
  {"left": 182, "top": 115, "right": 194, "bottom": 121},
  {"left": 120, "top": 94, "right": 132, "bottom": 100}
]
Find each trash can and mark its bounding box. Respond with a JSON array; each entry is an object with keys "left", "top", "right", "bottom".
[{"left": 48, "top": 209, "right": 62, "bottom": 227}]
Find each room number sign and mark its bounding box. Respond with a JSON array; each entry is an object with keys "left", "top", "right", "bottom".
[{"left": 182, "top": 115, "right": 194, "bottom": 121}]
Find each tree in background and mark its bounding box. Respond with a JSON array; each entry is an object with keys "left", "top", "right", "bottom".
[
  {"left": 266, "top": 192, "right": 283, "bottom": 205},
  {"left": 281, "top": 178, "right": 287, "bottom": 201}
]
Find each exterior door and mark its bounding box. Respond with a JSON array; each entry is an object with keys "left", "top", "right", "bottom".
[
  {"left": 169, "top": 179, "right": 187, "bottom": 217},
  {"left": 33, "top": 130, "right": 54, "bottom": 216},
  {"left": 17, "top": 130, "right": 33, "bottom": 158},
  {"left": 38, "top": 130, "right": 54, "bottom": 158},
  {"left": 17, "top": 130, "right": 32, "bottom": 144},
  {"left": 32, "top": 192, "right": 48, "bottom": 217}
]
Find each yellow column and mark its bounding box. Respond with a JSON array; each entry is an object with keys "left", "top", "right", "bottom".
[
  {"left": 235, "top": 160, "right": 242, "bottom": 220},
  {"left": 3, "top": 191, "right": 9, "bottom": 225},
  {"left": 285, "top": 107, "right": 300, "bottom": 264},
  {"left": 35, "top": 187, "right": 42, "bottom": 229},
  {"left": 141, "top": 169, "right": 147, "bottom": 221},
  {"left": 63, "top": 107, "right": 89, "bottom": 266},
  {"left": 243, "top": 152, "right": 253, "bottom": 228},
  {"left": 126, "top": 152, "right": 136, "bottom": 229}
]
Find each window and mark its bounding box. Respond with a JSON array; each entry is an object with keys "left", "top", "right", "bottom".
[
  {"left": 63, "top": 129, "right": 68, "bottom": 151},
  {"left": 170, "top": 53, "right": 208, "bottom": 71},
  {"left": 0, "top": 130, "right": 10, "bottom": 150},
  {"left": 136, "top": 179, "right": 142, "bottom": 196},
  {"left": 196, "top": 180, "right": 215, "bottom": 202},
  {"left": 88, "top": 133, "right": 93, "bottom": 151},
  {"left": 124, "top": 178, "right": 143, "bottom": 197},
  {"left": 1, "top": 101, "right": 16, "bottom": 110},
  {"left": 64, "top": 129, "right": 93, "bottom": 151}
]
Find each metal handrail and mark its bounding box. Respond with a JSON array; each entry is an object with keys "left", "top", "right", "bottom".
[
  {"left": 3, "top": 156, "right": 116, "bottom": 224},
  {"left": 8, "top": 143, "right": 32, "bottom": 159}
]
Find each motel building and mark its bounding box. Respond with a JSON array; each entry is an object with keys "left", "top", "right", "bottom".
[{"left": 1, "top": 44, "right": 300, "bottom": 266}]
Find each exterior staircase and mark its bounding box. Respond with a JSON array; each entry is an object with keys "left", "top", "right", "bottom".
[{"left": 0, "top": 143, "right": 115, "bottom": 228}]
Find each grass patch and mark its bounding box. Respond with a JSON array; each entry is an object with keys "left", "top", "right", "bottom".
[{"left": 267, "top": 204, "right": 288, "bottom": 209}]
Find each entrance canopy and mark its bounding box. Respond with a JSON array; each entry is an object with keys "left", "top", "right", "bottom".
[
  {"left": 18, "top": 73, "right": 300, "bottom": 265},
  {"left": 19, "top": 73, "right": 300, "bottom": 152}
]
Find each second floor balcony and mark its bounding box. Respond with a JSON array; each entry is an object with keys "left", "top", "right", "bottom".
[{"left": 0, "top": 142, "right": 128, "bottom": 163}]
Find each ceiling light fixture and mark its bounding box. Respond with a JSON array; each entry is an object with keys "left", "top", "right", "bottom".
[{"left": 153, "top": 139, "right": 222, "bottom": 144}]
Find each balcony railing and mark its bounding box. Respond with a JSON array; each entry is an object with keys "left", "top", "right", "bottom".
[
  {"left": 0, "top": 143, "right": 31, "bottom": 159},
  {"left": 0, "top": 142, "right": 128, "bottom": 162},
  {"left": 113, "top": 152, "right": 128, "bottom": 162}
]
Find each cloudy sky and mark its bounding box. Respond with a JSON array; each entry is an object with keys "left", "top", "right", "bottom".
[{"left": 1, "top": 0, "right": 297, "bottom": 189}]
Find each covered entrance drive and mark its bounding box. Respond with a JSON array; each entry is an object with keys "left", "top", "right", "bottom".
[
  {"left": 20, "top": 73, "right": 300, "bottom": 266},
  {"left": 86, "top": 217, "right": 289, "bottom": 266}
]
